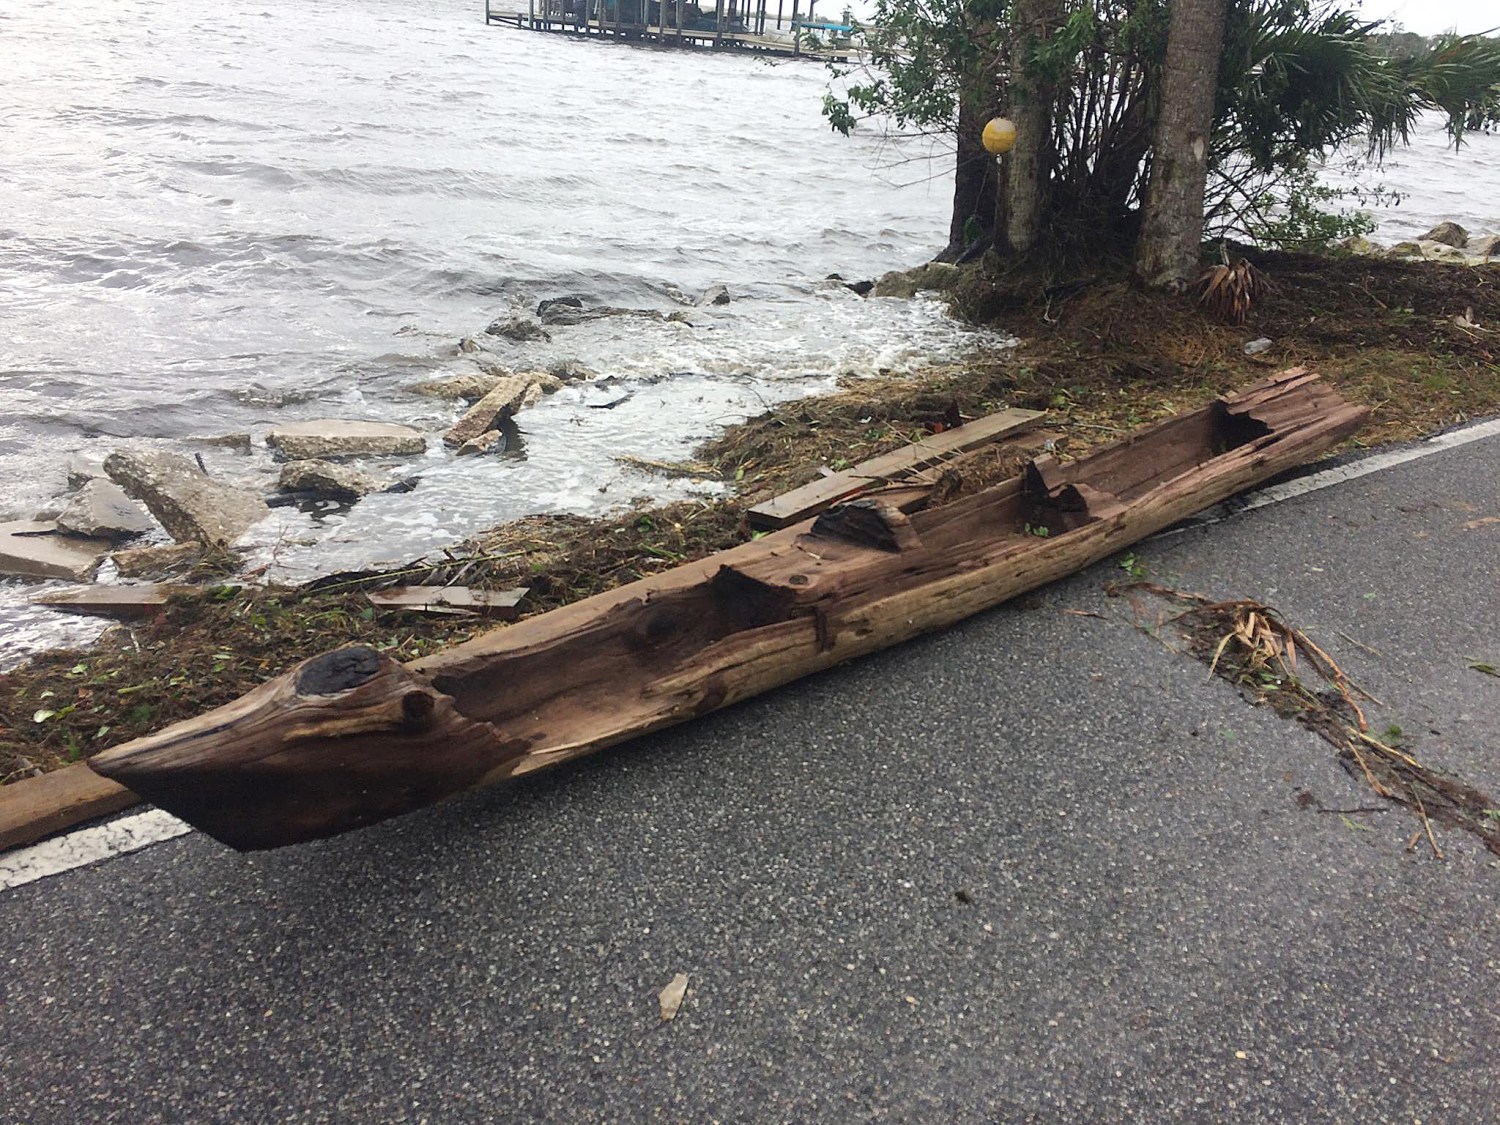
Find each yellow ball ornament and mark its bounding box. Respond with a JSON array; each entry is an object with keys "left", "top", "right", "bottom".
[{"left": 982, "top": 117, "right": 1017, "bottom": 155}]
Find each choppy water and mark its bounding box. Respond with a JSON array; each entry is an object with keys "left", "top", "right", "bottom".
[{"left": 2, "top": 0, "right": 1497, "bottom": 662}]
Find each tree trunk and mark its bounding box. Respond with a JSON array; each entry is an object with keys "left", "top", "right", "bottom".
[
  {"left": 938, "top": 101, "right": 999, "bottom": 262},
  {"left": 1133, "top": 0, "right": 1228, "bottom": 290},
  {"left": 1002, "top": 0, "right": 1064, "bottom": 254}
]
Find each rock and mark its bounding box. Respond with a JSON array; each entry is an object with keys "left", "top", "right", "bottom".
[
  {"left": 266, "top": 420, "right": 427, "bottom": 461},
  {"left": 1243, "top": 337, "right": 1274, "bottom": 356},
  {"left": 1466, "top": 233, "right": 1500, "bottom": 261},
  {"left": 277, "top": 459, "right": 386, "bottom": 502},
  {"left": 662, "top": 283, "right": 694, "bottom": 306},
  {"left": 187, "top": 433, "right": 254, "bottom": 454},
  {"left": 405, "top": 373, "right": 507, "bottom": 402},
  {"left": 1385, "top": 241, "right": 1424, "bottom": 259},
  {"left": 1339, "top": 235, "right": 1379, "bottom": 256},
  {"left": 66, "top": 452, "right": 108, "bottom": 491},
  {"left": 485, "top": 316, "right": 550, "bottom": 343},
  {"left": 667, "top": 309, "right": 714, "bottom": 328},
  {"left": 530, "top": 372, "right": 564, "bottom": 395},
  {"left": 104, "top": 450, "right": 270, "bottom": 545},
  {"left": 698, "top": 284, "right": 732, "bottom": 306},
  {"left": 1420, "top": 221, "right": 1468, "bottom": 248},
  {"left": 56, "top": 480, "right": 155, "bottom": 540},
  {"left": 458, "top": 337, "right": 483, "bottom": 354},
  {"left": 872, "top": 262, "right": 962, "bottom": 299},
  {"left": 0, "top": 520, "right": 112, "bottom": 582},
  {"left": 847, "top": 280, "right": 875, "bottom": 296},
  {"left": 540, "top": 304, "right": 664, "bottom": 326},
  {"left": 1418, "top": 240, "right": 1467, "bottom": 262},
  {"left": 547, "top": 359, "right": 597, "bottom": 383},
  {"left": 111, "top": 541, "right": 204, "bottom": 580},
  {"left": 443, "top": 375, "right": 538, "bottom": 448},
  {"left": 455, "top": 430, "right": 507, "bottom": 457},
  {"left": 537, "top": 296, "right": 584, "bottom": 318}
]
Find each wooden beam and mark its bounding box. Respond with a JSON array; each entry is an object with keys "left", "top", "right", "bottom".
[
  {"left": 86, "top": 372, "right": 1366, "bottom": 852},
  {"left": 746, "top": 407, "right": 1045, "bottom": 530},
  {"left": 0, "top": 763, "right": 138, "bottom": 852}
]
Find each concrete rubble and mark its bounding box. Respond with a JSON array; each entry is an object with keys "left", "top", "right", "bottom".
[
  {"left": 277, "top": 459, "right": 388, "bottom": 502},
  {"left": 105, "top": 450, "right": 270, "bottom": 546},
  {"left": 266, "top": 420, "right": 427, "bottom": 461},
  {"left": 56, "top": 479, "right": 156, "bottom": 541},
  {"left": 442, "top": 374, "right": 546, "bottom": 448},
  {"left": 0, "top": 520, "right": 114, "bottom": 582}
]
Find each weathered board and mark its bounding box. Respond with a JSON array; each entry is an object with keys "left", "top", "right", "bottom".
[
  {"left": 0, "top": 763, "right": 138, "bottom": 852},
  {"left": 31, "top": 583, "right": 179, "bottom": 620},
  {"left": 366, "top": 586, "right": 529, "bottom": 619},
  {"left": 745, "top": 407, "right": 1046, "bottom": 530},
  {"left": 89, "top": 372, "right": 1366, "bottom": 851}
]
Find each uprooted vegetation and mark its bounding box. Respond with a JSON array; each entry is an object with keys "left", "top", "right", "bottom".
[
  {"left": 1110, "top": 583, "right": 1500, "bottom": 858},
  {"left": 3, "top": 252, "right": 1498, "bottom": 781}
]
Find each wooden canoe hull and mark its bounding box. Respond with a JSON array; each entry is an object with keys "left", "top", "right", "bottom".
[{"left": 89, "top": 371, "right": 1368, "bottom": 850}]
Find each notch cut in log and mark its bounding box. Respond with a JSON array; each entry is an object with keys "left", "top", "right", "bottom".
[{"left": 89, "top": 371, "right": 1368, "bottom": 851}]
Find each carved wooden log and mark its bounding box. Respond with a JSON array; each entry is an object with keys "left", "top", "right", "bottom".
[{"left": 90, "top": 371, "right": 1368, "bottom": 850}]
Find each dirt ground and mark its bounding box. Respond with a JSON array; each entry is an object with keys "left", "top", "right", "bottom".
[{"left": 3, "top": 252, "right": 1497, "bottom": 779}]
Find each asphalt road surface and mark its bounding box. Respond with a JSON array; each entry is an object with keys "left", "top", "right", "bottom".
[{"left": 3, "top": 426, "right": 1498, "bottom": 1123}]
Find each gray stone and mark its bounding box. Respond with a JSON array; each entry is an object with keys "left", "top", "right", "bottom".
[
  {"left": 0, "top": 520, "right": 112, "bottom": 582},
  {"left": 547, "top": 359, "right": 598, "bottom": 383},
  {"left": 872, "top": 262, "right": 962, "bottom": 299},
  {"left": 1384, "top": 241, "right": 1424, "bottom": 258},
  {"left": 405, "top": 373, "right": 507, "bottom": 402},
  {"left": 1466, "top": 233, "right": 1500, "bottom": 261},
  {"left": 485, "top": 316, "right": 550, "bottom": 343},
  {"left": 111, "top": 540, "right": 204, "bottom": 580},
  {"left": 266, "top": 420, "right": 427, "bottom": 461},
  {"left": 536, "top": 296, "right": 584, "bottom": 318},
  {"left": 458, "top": 337, "right": 483, "bottom": 354},
  {"left": 104, "top": 450, "right": 269, "bottom": 546},
  {"left": 277, "top": 460, "right": 385, "bottom": 502},
  {"left": 187, "top": 433, "right": 254, "bottom": 454},
  {"left": 667, "top": 309, "right": 715, "bottom": 328},
  {"left": 56, "top": 480, "right": 155, "bottom": 541},
  {"left": 1340, "top": 235, "right": 1379, "bottom": 256},
  {"left": 455, "top": 430, "right": 507, "bottom": 457},
  {"left": 66, "top": 453, "right": 108, "bottom": 491},
  {"left": 697, "top": 284, "right": 732, "bottom": 307},
  {"left": 1418, "top": 240, "right": 1467, "bottom": 262},
  {"left": 442, "top": 375, "right": 539, "bottom": 448},
  {"left": 1419, "top": 220, "right": 1468, "bottom": 248}
]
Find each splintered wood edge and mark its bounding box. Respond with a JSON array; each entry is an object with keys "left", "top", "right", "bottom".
[{"left": 0, "top": 763, "right": 140, "bottom": 853}]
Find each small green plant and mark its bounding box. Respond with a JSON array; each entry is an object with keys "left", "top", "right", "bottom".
[
  {"left": 1117, "top": 552, "right": 1147, "bottom": 580},
  {"left": 1024, "top": 523, "right": 1051, "bottom": 538}
]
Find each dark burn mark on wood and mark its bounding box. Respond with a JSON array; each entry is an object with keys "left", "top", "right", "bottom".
[{"left": 295, "top": 645, "right": 383, "bottom": 696}]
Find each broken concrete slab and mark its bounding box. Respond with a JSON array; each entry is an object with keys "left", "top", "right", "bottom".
[
  {"left": 277, "top": 459, "right": 386, "bottom": 502},
  {"left": 66, "top": 452, "right": 108, "bottom": 491},
  {"left": 104, "top": 450, "right": 269, "bottom": 546},
  {"left": 265, "top": 420, "right": 427, "bottom": 462},
  {"left": 111, "top": 541, "right": 204, "bottom": 580},
  {"left": 56, "top": 479, "right": 156, "bottom": 541},
  {"left": 540, "top": 304, "right": 664, "bottom": 326},
  {"left": 698, "top": 284, "right": 732, "bottom": 306},
  {"left": 455, "top": 430, "right": 507, "bottom": 457},
  {"left": 442, "top": 375, "right": 538, "bottom": 448},
  {"left": 0, "top": 520, "right": 113, "bottom": 582},
  {"left": 31, "top": 583, "right": 181, "bottom": 620},
  {"left": 404, "top": 372, "right": 508, "bottom": 402}
]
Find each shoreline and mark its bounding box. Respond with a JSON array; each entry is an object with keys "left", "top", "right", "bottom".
[{"left": 4, "top": 245, "right": 1499, "bottom": 794}]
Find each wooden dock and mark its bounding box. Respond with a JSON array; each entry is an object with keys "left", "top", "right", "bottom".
[{"left": 484, "top": 0, "right": 857, "bottom": 61}]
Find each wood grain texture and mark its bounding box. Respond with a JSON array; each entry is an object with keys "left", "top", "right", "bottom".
[
  {"left": 0, "top": 763, "right": 139, "bottom": 851},
  {"left": 89, "top": 372, "right": 1367, "bottom": 851},
  {"left": 746, "top": 407, "right": 1045, "bottom": 529}
]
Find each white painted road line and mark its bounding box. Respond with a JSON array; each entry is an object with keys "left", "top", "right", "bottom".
[{"left": 0, "top": 809, "right": 192, "bottom": 892}]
